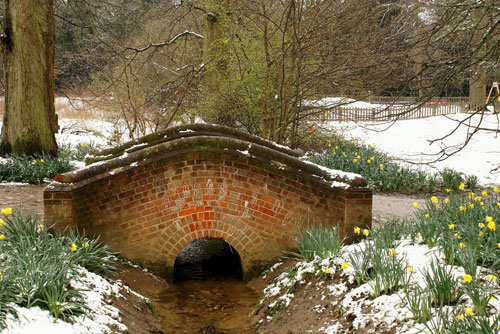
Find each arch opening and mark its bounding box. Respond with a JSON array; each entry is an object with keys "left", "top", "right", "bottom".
[{"left": 173, "top": 238, "right": 243, "bottom": 282}]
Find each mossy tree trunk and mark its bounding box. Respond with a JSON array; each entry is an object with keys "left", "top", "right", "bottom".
[{"left": 0, "top": 0, "right": 58, "bottom": 156}]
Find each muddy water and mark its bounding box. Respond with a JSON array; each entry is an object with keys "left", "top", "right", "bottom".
[{"left": 155, "top": 278, "right": 259, "bottom": 334}]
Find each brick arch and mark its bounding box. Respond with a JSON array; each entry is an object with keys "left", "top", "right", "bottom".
[{"left": 44, "top": 124, "right": 372, "bottom": 280}]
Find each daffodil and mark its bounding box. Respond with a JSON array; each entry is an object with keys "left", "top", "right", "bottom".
[
  {"left": 446, "top": 188, "right": 452, "bottom": 193},
  {"left": 342, "top": 262, "right": 348, "bottom": 270},
  {"left": 38, "top": 224, "right": 44, "bottom": 230},
  {"left": 454, "top": 233, "right": 461, "bottom": 239},
  {"left": 379, "top": 164, "right": 384, "bottom": 171},
  {"left": 435, "top": 204, "right": 441, "bottom": 209},
  {"left": 459, "top": 183, "right": 465, "bottom": 190},
  {"left": 494, "top": 187, "right": 500, "bottom": 193},
  {"left": 497, "top": 202, "right": 500, "bottom": 208},
  {"left": 413, "top": 202, "right": 419, "bottom": 209},
  {"left": 479, "top": 232, "right": 484, "bottom": 238},
  {"left": 1, "top": 208, "right": 12, "bottom": 215},
  {"left": 431, "top": 196, "right": 438, "bottom": 203},
  {"left": 444, "top": 198, "right": 450, "bottom": 204},
  {"left": 488, "top": 221, "right": 496, "bottom": 231},
  {"left": 82, "top": 241, "right": 89, "bottom": 248},
  {"left": 367, "top": 159, "right": 372, "bottom": 164},
  {"left": 488, "top": 275, "right": 497, "bottom": 282},
  {"left": 465, "top": 308, "right": 474, "bottom": 316},
  {"left": 463, "top": 274, "right": 473, "bottom": 283},
  {"left": 425, "top": 214, "right": 430, "bottom": 219},
  {"left": 389, "top": 249, "right": 397, "bottom": 256},
  {"left": 486, "top": 216, "right": 494, "bottom": 223},
  {"left": 459, "top": 242, "right": 466, "bottom": 249},
  {"left": 0, "top": 219, "right": 3, "bottom": 227},
  {"left": 362, "top": 229, "right": 369, "bottom": 237},
  {"left": 353, "top": 159, "right": 358, "bottom": 163},
  {"left": 459, "top": 205, "right": 466, "bottom": 212},
  {"left": 325, "top": 268, "right": 331, "bottom": 274},
  {"left": 70, "top": 243, "right": 77, "bottom": 252},
  {"left": 456, "top": 314, "right": 464, "bottom": 321},
  {"left": 482, "top": 191, "right": 488, "bottom": 197},
  {"left": 354, "top": 227, "right": 361, "bottom": 234},
  {"left": 474, "top": 196, "right": 482, "bottom": 202},
  {"left": 407, "top": 266, "right": 413, "bottom": 273},
  {"left": 0, "top": 234, "right": 4, "bottom": 240},
  {"left": 448, "top": 224, "right": 455, "bottom": 230}
]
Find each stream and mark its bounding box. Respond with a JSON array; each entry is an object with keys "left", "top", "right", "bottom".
[{"left": 155, "top": 278, "right": 259, "bottom": 333}]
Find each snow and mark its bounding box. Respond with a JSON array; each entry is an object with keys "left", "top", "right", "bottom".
[
  {"left": 0, "top": 266, "right": 142, "bottom": 334},
  {"left": 324, "top": 112, "right": 500, "bottom": 186}
]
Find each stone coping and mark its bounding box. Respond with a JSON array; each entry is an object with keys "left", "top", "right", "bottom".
[{"left": 51, "top": 124, "right": 367, "bottom": 189}]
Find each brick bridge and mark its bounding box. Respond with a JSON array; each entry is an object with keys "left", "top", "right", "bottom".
[{"left": 44, "top": 124, "right": 372, "bottom": 280}]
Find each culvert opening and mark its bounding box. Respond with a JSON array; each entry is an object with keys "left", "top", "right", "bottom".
[{"left": 173, "top": 238, "right": 243, "bottom": 282}]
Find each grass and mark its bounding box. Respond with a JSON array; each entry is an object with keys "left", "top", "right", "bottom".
[
  {"left": 309, "top": 135, "right": 478, "bottom": 194},
  {"left": 0, "top": 210, "right": 117, "bottom": 328}
]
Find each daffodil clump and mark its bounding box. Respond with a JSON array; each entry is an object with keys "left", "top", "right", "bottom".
[
  {"left": 409, "top": 190, "right": 500, "bottom": 333},
  {"left": 309, "top": 136, "right": 478, "bottom": 194},
  {"left": 0, "top": 209, "right": 116, "bottom": 328}
]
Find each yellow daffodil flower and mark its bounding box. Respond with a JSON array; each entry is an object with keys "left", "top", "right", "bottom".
[
  {"left": 342, "top": 262, "right": 348, "bottom": 270},
  {"left": 362, "top": 229, "right": 370, "bottom": 237},
  {"left": 70, "top": 243, "right": 77, "bottom": 252},
  {"left": 488, "top": 275, "right": 497, "bottom": 282},
  {"left": 456, "top": 314, "right": 464, "bottom": 321},
  {"left": 379, "top": 164, "right": 384, "bottom": 171},
  {"left": 431, "top": 196, "right": 438, "bottom": 203},
  {"left": 463, "top": 274, "right": 473, "bottom": 283},
  {"left": 446, "top": 188, "right": 452, "bottom": 193},
  {"left": 389, "top": 249, "right": 397, "bottom": 256},
  {"left": 0, "top": 234, "right": 4, "bottom": 240},
  {"left": 413, "top": 202, "right": 419, "bottom": 208},
  {"left": 448, "top": 224, "right": 455, "bottom": 230},
  {"left": 82, "top": 241, "right": 89, "bottom": 248},
  {"left": 354, "top": 227, "right": 361, "bottom": 234},
  {"left": 325, "top": 268, "right": 331, "bottom": 274},
  {"left": 459, "top": 183, "right": 465, "bottom": 190},
  {"left": 488, "top": 221, "right": 496, "bottom": 231},
  {"left": 465, "top": 308, "right": 474, "bottom": 316},
  {"left": 459, "top": 242, "right": 466, "bottom": 249},
  {"left": 1, "top": 208, "right": 12, "bottom": 215},
  {"left": 0, "top": 219, "right": 3, "bottom": 227},
  {"left": 482, "top": 191, "right": 488, "bottom": 197},
  {"left": 494, "top": 187, "right": 500, "bottom": 193},
  {"left": 444, "top": 198, "right": 450, "bottom": 204},
  {"left": 407, "top": 267, "right": 413, "bottom": 273},
  {"left": 425, "top": 214, "right": 430, "bottom": 219}
]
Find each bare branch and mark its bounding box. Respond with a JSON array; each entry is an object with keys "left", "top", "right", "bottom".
[{"left": 124, "top": 31, "right": 203, "bottom": 54}]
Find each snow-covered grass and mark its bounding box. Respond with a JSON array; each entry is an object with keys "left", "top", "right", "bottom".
[{"left": 257, "top": 191, "right": 500, "bottom": 333}]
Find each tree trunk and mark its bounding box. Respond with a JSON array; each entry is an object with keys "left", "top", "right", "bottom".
[
  {"left": 468, "top": 6, "right": 487, "bottom": 111},
  {"left": 0, "top": 0, "right": 58, "bottom": 156},
  {"left": 203, "top": 0, "right": 232, "bottom": 95}
]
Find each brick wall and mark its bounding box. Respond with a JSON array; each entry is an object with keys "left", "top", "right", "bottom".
[{"left": 44, "top": 128, "right": 372, "bottom": 281}]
